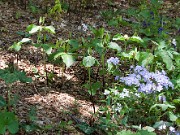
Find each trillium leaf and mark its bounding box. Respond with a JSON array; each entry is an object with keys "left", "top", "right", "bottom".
[
  {"left": 113, "top": 33, "right": 125, "bottom": 41},
  {"left": 61, "top": 53, "right": 75, "bottom": 68},
  {"left": 42, "top": 44, "right": 53, "bottom": 55},
  {"left": 93, "top": 39, "right": 104, "bottom": 55},
  {"left": 9, "top": 42, "right": 22, "bottom": 52},
  {"left": 108, "top": 42, "right": 121, "bottom": 52},
  {"left": 83, "top": 56, "right": 96, "bottom": 68},
  {"left": 28, "top": 25, "right": 42, "bottom": 34},
  {"left": 129, "top": 36, "right": 144, "bottom": 43},
  {"left": 68, "top": 39, "right": 79, "bottom": 52},
  {"left": 20, "top": 38, "right": 31, "bottom": 43},
  {"left": 142, "top": 126, "right": 155, "bottom": 132},
  {"left": 44, "top": 26, "right": 55, "bottom": 34}
]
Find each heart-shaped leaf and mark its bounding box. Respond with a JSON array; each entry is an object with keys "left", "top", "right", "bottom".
[
  {"left": 44, "top": 26, "right": 55, "bottom": 34},
  {"left": 61, "top": 53, "right": 75, "bottom": 68},
  {"left": 83, "top": 56, "right": 96, "bottom": 68},
  {"left": 108, "top": 42, "right": 121, "bottom": 52}
]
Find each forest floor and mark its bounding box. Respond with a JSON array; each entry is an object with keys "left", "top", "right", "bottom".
[{"left": 0, "top": 0, "right": 179, "bottom": 134}]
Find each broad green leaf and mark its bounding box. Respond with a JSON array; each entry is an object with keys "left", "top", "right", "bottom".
[
  {"left": 174, "top": 54, "right": 180, "bottom": 67},
  {"left": 0, "top": 123, "right": 6, "bottom": 134},
  {"left": 139, "top": 52, "right": 154, "bottom": 66},
  {"left": 68, "top": 39, "right": 79, "bottom": 52},
  {"left": 169, "top": 111, "right": 178, "bottom": 122},
  {"left": 142, "top": 126, "right": 155, "bottom": 132},
  {"left": 0, "top": 112, "right": 19, "bottom": 134},
  {"left": 77, "top": 122, "right": 95, "bottom": 135},
  {"left": 138, "top": 130, "right": 156, "bottom": 135},
  {"left": 108, "top": 42, "right": 121, "bottom": 52},
  {"left": 42, "top": 44, "right": 53, "bottom": 55},
  {"left": 9, "top": 42, "right": 22, "bottom": 52},
  {"left": 129, "top": 36, "right": 144, "bottom": 43},
  {"left": 150, "top": 104, "right": 175, "bottom": 112},
  {"left": 20, "top": 38, "right": 31, "bottom": 43},
  {"left": 89, "top": 82, "right": 101, "bottom": 96},
  {"left": 92, "top": 39, "right": 104, "bottom": 55},
  {"left": 153, "top": 121, "right": 172, "bottom": 129},
  {"left": 16, "top": 70, "right": 32, "bottom": 83},
  {"left": 139, "top": 10, "right": 150, "bottom": 19},
  {"left": 108, "top": 19, "right": 118, "bottom": 26},
  {"left": 176, "top": 117, "right": 180, "bottom": 125},
  {"left": 173, "top": 99, "right": 180, "bottom": 105},
  {"left": 92, "top": 28, "right": 104, "bottom": 38},
  {"left": 1, "top": 72, "right": 19, "bottom": 84},
  {"left": 157, "top": 50, "right": 174, "bottom": 70},
  {"left": 8, "top": 120, "right": 19, "bottom": 134},
  {"left": 0, "top": 69, "right": 32, "bottom": 84},
  {"left": 83, "top": 56, "right": 96, "bottom": 68},
  {"left": 28, "top": 25, "right": 42, "bottom": 34},
  {"left": 113, "top": 33, "right": 125, "bottom": 41},
  {"left": 0, "top": 96, "right": 6, "bottom": 107},
  {"left": 157, "top": 40, "right": 167, "bottom": 50},
  {"left": 44, "top": 26, "right": 55, "bottom": 34},
  {"left": 50, "top": 49, "right": 64, "bottom": 60},
  {"left": 117, "top": 130, "right": 137, "bottom": 135},
  {"left": 61, "top": 53, "right": 75, "bottom": 68}
]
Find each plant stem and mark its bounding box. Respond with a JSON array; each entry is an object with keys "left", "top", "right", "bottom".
[{"left": 101, "top": 53, "right": 105, "bottom": 90}]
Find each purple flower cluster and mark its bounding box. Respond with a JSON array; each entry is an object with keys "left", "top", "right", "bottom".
[
  {"left": 107, "top": 57, "right": 120, "bottom": 65},
  {"left": 169, "top": 126, "right": 180, "bottom": 135},
  {"left": 119, "top": 66, "right": 174, "bottom": 94}
]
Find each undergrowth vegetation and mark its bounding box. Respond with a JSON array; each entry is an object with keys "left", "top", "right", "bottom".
[{"left": 0, "top": 0, "right": 179, "bottom": 134}]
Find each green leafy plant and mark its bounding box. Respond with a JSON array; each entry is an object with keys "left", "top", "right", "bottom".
[
  {"left": 0, "top": 112, "right": 19, "bottom": 134},
  {"left": 0, "top": 61, "right": 32, "bottom": 134},
  {"left": 48, "top": 0, "right": 63, "bottom": 20}
]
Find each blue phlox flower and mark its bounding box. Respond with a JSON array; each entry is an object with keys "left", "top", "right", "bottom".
[
  {"left": 169, "top": 126, "right": 180, "bottom": 135},
  {"left": 152, "top": 71, "right": 174, "bottom": 89},
  {"left": 115, "top": 76, "right": 120, "bottom": 81},
  {"left": 112, "top": 103, "right": 122, "bottom": 113},
  {"left": 120, "top": 66, "right": 174, "bottom": 94},
  {"left": 159, "top": 95, "right": 166, "bottom": 103},
  {"left": 133, "top": 65, "right": 146, "bottom": 73},
  {"left": 113, "top": 90, "right": 119, "bottom": 95},
  {"left": 156, "top": 84, "right": 163, "bottom": 92},
  {"left": 120, "top": 73, "right": 140, "bottom": 86},
  {"left": 107, "top": 57, "right": 120, "bottom": 65},
  {"left": 158, "top": 27, "right": 163, "bottom": 33},
  {"left": 104, "top": 90, "right": 110, "bottom": 95},
  {"left": 119, "top": 88, "right": 130, "bottom": 98},
  {"left": 138, "top": 83, "right": 153, "bottom": 93},
  {"left": 135, "top": 93, "right": 140, "bottom": 97}
]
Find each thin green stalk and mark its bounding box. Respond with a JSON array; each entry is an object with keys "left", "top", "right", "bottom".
[
  {"left": 101, "top": 53, "right": 105, "bottom": 90},
  {"left": 88, "top": 68, "right": 95, "bottom": 114}
]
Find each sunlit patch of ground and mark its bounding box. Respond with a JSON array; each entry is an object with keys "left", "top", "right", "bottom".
[{"left": 24, "top": 91, "right": 99, "bottom": 121}]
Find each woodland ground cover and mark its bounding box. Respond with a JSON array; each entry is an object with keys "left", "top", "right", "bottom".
[{"left": 0, "top": 0, "right": 179, "bottom": 135}]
